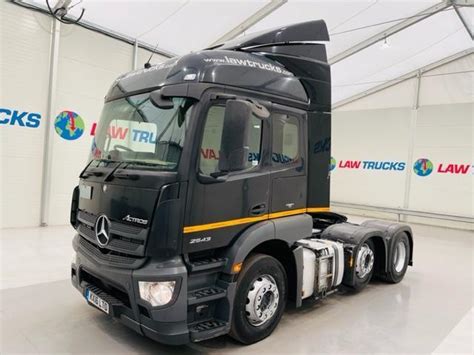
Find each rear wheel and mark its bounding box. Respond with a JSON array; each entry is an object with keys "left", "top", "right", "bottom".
[
  {"left": 229, "top": 254, "right": 287, "bottom": 344},
  {"left": 352, "top": 239, "right": 375, "bottom": 291},
  {"left": 382, "top": 232, "right": 410, "bottom": 283}
]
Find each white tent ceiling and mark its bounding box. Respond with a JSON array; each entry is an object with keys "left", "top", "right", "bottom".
[{"left": 20, "top": 0, "right": 474, "bottom": 104}]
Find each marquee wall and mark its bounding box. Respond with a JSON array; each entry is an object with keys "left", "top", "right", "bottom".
[
  {"left": 0, "top": 2, "right": 167, "bottom": 228},
  {"left": 332, "top": 54, "right": 473, "bottom": 228},
  {"left": 1, "top": 2, "right": 472, "bottom": 229}
]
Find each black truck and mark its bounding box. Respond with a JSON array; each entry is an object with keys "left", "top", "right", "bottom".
[{"left": 70, "top": 20, "right": 413, "bottom": 345}]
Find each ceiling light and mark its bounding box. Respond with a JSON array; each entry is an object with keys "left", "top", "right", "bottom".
[{"left": 381, "top": 36, "right": 390, "bottom": 49}]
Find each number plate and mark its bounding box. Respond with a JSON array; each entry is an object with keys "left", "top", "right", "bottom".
[{"left": 86, "top": 289, "right": 109, "bottom": 314}]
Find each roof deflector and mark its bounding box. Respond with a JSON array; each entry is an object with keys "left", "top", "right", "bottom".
[{"left": 208, "top": 20, "right": 329, "bottom": 51}]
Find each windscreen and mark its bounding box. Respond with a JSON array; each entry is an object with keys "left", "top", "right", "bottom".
[{"left": 90, "top": 93, "right": 194, "bottom": 171}]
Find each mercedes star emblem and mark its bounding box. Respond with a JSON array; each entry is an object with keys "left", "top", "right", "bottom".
[{"left": 95, "top": 214, "right": 111, "bottom": 247}]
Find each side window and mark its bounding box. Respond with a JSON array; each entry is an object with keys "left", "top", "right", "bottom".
[
  {"left": 272, "top": 113, "right": 300, "bottom": 165},
  {"left": 199, "top": 104, "right": 262, "bottom": 176}
]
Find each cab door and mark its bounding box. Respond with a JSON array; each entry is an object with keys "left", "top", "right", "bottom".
[
  {"left": 184, "top": 94, "right": 271, "bottom": 252},
  {"left": 269, "top": 105, "right": 307, "bottom": 215}
]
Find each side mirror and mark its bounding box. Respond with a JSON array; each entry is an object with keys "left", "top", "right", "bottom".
[
  {"left": 150, "top": 89, "right": 174, "bottom": 109},
  {"left": 218, "top": 100, "right": 254, "bottom": 173}
]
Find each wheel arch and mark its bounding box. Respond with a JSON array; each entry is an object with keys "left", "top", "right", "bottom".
[
  {"left": 361, "top": 220, "right": 414, "bottom": 266},
  {"left": 250, "top": 240, "right": 298, "bottom": 303},
  {"left": 221, "top": 214, "right": 312, "bottom": 304},
  {"left": 321, "top": 223, "right": 386, "bottom": 286}
]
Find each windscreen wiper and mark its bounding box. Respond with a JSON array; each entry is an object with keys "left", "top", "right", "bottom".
[
  {"left": 123, "top": 161, "right": 170, "bottom": 168},
  {"left": 111, "top": 161, "right": 171, "bottom": 180},
  {"left": 81, "top": 171, "right": 104, "bottom": 178},
  {"left": 80, "top": 159, "right": 119, "bottom": 179},
  {"left": 113, "top": 171, "right": 140, "bottom": 180}
]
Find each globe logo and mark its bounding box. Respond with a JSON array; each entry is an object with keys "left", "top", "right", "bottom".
[
  {"left": 54, "top": 110, "right": 84, "bottom": 140},
  {"left": 413, "top": 158, "right": 433, "bottom": 177},
  {"left": 330, "top": 157, "right": 336, "bottom": 171}
]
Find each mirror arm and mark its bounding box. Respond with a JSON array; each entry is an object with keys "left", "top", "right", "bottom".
[
  {"left": 210, "top": 171, "right": 228, "bottom": 178},
  {"left": 198, "top": 172, "right": 228, "bottom": 184},
  {"left": 150, "top": 89, "right": 174, "bottom": 109}
]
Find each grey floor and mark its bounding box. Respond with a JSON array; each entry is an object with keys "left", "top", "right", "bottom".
[{"left": 1, "top": 216, "right": 473, "bottom": 354}]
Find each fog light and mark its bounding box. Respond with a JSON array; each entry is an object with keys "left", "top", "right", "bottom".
[{"left": 138, "top": 281, "right": 176, "bottom": 307}]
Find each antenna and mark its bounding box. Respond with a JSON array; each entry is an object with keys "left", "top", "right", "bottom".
[{"left": 144, "top": 42, "right": 160, "bottom": 69}]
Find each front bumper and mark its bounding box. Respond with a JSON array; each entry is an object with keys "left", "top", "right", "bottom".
[{"left": 71, "top": 234, "right": 189, "bottom": 345}]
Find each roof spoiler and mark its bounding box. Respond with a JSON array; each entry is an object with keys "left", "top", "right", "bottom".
[
  {"left": 207, "top": 20, "right": 329, "bottom": 63},
  {"left": 208, "top": 20, "right": 329, "bottom": 50}
]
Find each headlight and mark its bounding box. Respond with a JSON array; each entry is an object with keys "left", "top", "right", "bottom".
[{"left": 138, "top": 281, "right": 176, "bottom": 307}]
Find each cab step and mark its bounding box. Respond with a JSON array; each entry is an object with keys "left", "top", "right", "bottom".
[
  {"left": 188, "top": 286, "right": 226, "bottom": 305},
  {"left": 188, "top": 257, "right": 228, "bottom": 273},
  {"left": 189, "top": 319, "right": 229, "bottom": 342}
]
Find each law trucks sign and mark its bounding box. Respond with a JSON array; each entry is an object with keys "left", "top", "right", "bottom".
[{"left": 330, "top": 157, "right": 473, "bottom": 176}]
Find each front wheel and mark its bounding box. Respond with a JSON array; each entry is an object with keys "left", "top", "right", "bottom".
[{"left": 229, "top": 254, "right": 287, "bottom": 344}]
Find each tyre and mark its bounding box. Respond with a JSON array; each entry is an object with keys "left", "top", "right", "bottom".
[
  {"left": 382, "top": 232, "right": 410, "bottom": 283},
  {"left": 229, "top": 253, "right": 287, "bottom": 344},
  {"left": 352, "top": 239, "right": 375, "bottom": 291}
]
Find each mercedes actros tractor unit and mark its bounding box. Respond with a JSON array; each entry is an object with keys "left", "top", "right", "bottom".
[{"left": 70, "top": 20, "right": 414, "bottom": 345}]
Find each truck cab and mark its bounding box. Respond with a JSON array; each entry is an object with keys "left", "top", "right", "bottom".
[{"left": 70, "top": 20, "right": 413, "bottom": 345}]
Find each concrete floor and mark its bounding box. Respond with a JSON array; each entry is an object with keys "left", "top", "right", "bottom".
[{"left": 1, "top": 217, "right": 473, "bottom": 354}]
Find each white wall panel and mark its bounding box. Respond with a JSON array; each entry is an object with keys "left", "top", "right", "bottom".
[
  {"left": 408, "top": 103, "right": 473, "bottom": 216},
  {"left": 334, "top": 78, "right": 416, "bottom": 111},
  {"left": 331, "top": 55, "right": 473, "bottom": 226},
  {"left": 331, "top": 108, "right": 412, "bottom": 207},
  {"left": 0, "top": 1, "right": 52, "bottom": 228},
  {"left": 47, "top": 25, "right": 134, "bottom": 225},
  {"left": 419, "top": 54, "right": 474, "bottom": 106}
]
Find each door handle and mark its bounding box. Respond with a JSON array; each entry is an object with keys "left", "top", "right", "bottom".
[{"left": 250, "top": 203, "right": 267, "bottom": 216}]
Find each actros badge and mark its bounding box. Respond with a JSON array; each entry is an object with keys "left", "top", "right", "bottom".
[{"left": 123, "top": 215, "right": 148, "bottom": 225}]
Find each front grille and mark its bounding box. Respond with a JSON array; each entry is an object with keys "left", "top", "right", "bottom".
[
  {"left": 78, "top": 237, "right": 146, "bottom": 269},
  {"left": 113, "top": 222, "right": 142, "bottom": 235},
  {"left": 108, "top": 238, "right": 141, "bottom": 252},
  {"left": 78, "top": 210, "right": 96, "bottom": 225},
  {"left": 76, "top": 210, "right": 147, "bottom": 258}
]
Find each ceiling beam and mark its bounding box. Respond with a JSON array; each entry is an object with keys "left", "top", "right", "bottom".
[
  {"left": 209, "top": 0, "right": 287, "bottom": 47},
  {"left": 12, "top": 0, "right": 177, "bottom": 58},
  {"left": 332, "top": 48, "right": 474, "bottom": 109},
  {"left": 329, "top": 0, "right": 452, "bottom": 65},
  {"left": 453, "top": 2, "right": 474, "bottom": 40}
]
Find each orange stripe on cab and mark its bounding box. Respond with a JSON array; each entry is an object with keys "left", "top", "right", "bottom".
[{"left": 183, "top": 207, "right": 330, "bottom": 234}]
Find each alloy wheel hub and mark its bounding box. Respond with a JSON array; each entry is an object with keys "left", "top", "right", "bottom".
[
  {"left": 355, "top": 243, "right": 374, "bottom": 279},
  {"left": 245, "top": 274, "right": 279, "bottom": 327}
]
